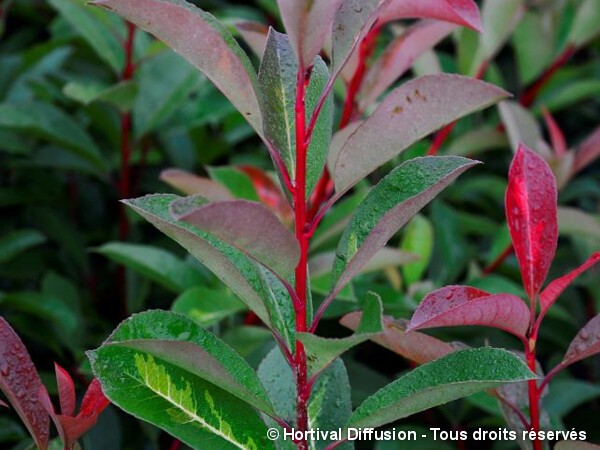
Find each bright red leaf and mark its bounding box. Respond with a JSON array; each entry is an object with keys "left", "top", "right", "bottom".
[
  {"left": 238, "top": 165, "right": 293, "bottom": 225},
  {"left": 39, "top": 375, "right": 109, "bottom": 450},
  {"left": 0, "top": 317, "right": 50, "bottom": 450},
  {"left": 542, "top": 107, "right": 567, "bottom": 156},
  {"left": 407, "top": 285, "right": 530, "bottom": 340},
  {"left": 55, "top": 363, "right": 76, "bottom": 417},
  {"left": 505, "top": 144, "right": 558, "bottom": 300},
  {"left": 540, "top": 252, "right": 600, "bottom": 319}
]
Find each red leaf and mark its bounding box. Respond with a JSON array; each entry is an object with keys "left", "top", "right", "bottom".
[
  {"left": 79, "top": 379, "right": 109, "bottom": 418},
  {"left": 0, "top": 399, "right": 7, "bottom": 408},
  {"left": 407, "top": 286, "right": 530, "bottom": 340},
  {"left": 573, "top": 125, "right": 600, "bottom": 175},
  {"left": 59, "top": 415, "right": 99, "bottom": 447},
  {"left": 340, "top": 314, "right": 456, "bottom": 365},
  {"left": 560, "top": 314, "right": 600, "bottom": 369},
  {"left": 359, "top": 20, "right": 457, "bottom": 109},
  {"left": 0, "top": 317, "right": 50, "bottom": 450},
  {"left": 378, "top": 0, "right": 482, "bottom": 33},
  {"left": 540, "top": 252, "right": 600, "bottom": 319},
  {"left": 54, "top": 363, "right": 76, "bottom": 416},
  {"left": 159, "top": 168, "right": 233, "bottom": 201},
  {"left": 542, "top": 107, "right": 567, "bottom": 156},
  {"left": 237, "top": 165, "right": 293, "bottom": 224},
  {"left": 505, "top": 144, "right": 558, "bottom": 300}
]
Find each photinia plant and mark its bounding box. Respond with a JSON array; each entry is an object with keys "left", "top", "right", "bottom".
[
  {"left": 0, "top": 317, "right": 109, "bottom": 449},
  {"left": 82, "top": 1, "right": 542, "bottom": 449},
  {"left": 403, "top": 144, "right": 600, "bottom": 449}
]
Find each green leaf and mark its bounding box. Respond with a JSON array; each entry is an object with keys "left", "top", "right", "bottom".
[
  {"left": 568, "top": 0, "right": 600, "bottom": 47},
  {"left": 0, "top": 102, "right": 107, "bottom": 172},
  {"left": 0, "top": 229, "right": 46, "bottom": 264},
  {"left": 257, "top": 30, "right": 333, "bottom": 196},
  {"left": 208, "top": 167, "right": 260, "bottom": 201},
  {"left": 63, "top": 80, "right": 137, "bottom": 112},
  {"left": 299, "top": 292, "right": 383, "bottom": 376},
  {"left": 330, "top": 156, "right": 478, "bottom": 295},
  {"left": 400, "top": 215, "right": 434, "bottom": 285},
  {"left": 133, "top": 50, "right": 201, "bottom": 137},
  {"left": 47, "top": 0, "right": 124, "bottom": 73},
  {"left": 0, "top": 292, "right": 78, "bottom": 336},
  {"left": 258, "top": 347, "right": 352, "bottom": 450},
  {"left": 347, "top": 347, "right": 536, "bottom": 429},
  {"left": 123, "top": 194, "right": 295, "bottom": 350},
  {"left": 469, "top": 0, "right": 524, "bottom": 75},
  {"left": 90, "top": 346, "right": 275, "bottom": 450},
  {"left": 172, "top": 286, "right": 246, "bottom": 327},
  {"left": 95, "top": 242, "right": 205, "bottom": 294},
  {"left": 92, "top": 0, "right": 263, "bottom": 134},
  {"left": 91, "top": 310, "right": 275, "bottom": 417},
  {"left": 512, "top": 12, "right": 554, "bottom": 85}
]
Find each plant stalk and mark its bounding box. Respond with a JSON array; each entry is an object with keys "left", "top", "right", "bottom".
[
  {"left": 293, "top": 66, "right": 311, "bottom": 450},
  {"left": 526, "top": 316, "right": 543, "bottom": 450},
  {"left": 117, "top": 21, "right": 137, "bottom": 319}
]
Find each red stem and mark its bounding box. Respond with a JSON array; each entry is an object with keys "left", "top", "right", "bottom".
[
  {"left": 526, "top": 342, "right": 543, "bottom": 450},
  {"left": 117, "top": 21, "right": 137, "bottom": 319},
  {"left": 293, "top": 66, "right": 311, "bottom": 450},
  {"left": 482, "top": 244, "right": 514, "bottom": 275},
  {"left": 520, "top": 46, "right": 576, "bottom": 108},
  {"left": 168, "top": 439, "right": 181, "bottom": 450}
]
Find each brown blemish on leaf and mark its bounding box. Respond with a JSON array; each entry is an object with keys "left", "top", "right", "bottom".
[
  {"left": 393, "top": 106, "right": 404, "bottom": 114},
  {"left": 406, "top": 96, "right": 412, "bottom": 104}
]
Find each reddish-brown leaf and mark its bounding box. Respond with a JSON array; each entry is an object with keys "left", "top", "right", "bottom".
[
  {"left": 340, "top": 314, "right": 456, "bottom": 365},
  {"left": 561, "top": 314, "right": 600, "bottom": 368},
  {"left": 573, "top": 125, "right": 600, "bottom": 175},
  {"left": 540, "top": 253, "right": 600, "bottom": 318},
  {"left": 277, "top": 0, "right": 343, "bottom": 68},
  {"left": 542, "top": 107, "right": 567, "bottom": 156},
  {"left": 505, "top": 144, "right": 558, "bottom": 300},
  {"left": 54, "top": 363, "right": 76, "bottom": 417},
  {"left": 0, "top": 317, "right": 49, "bottom": 450},
  {"left": 378, "top": 0, "right": 482, "bottom": 33},
  {"left": 407, "top": 285, "right": 530, "bottom": 340},
  {"left": 175, "top": 199, "right": 300, "bottom": 278},
  {"left": 359, "top": 20, "right": 457, "bottom": 109},
  {"left": 159, "top": 169, "right": 233, "bottom": 201}
]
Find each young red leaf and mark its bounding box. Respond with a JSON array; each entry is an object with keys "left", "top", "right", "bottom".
[
  {"left": 573, "top": 126, "right": 600, "bottom": 175},
  {"left": 237, "top": 165, "right": 293, "bottom": 225},
  {"left": 378, "top": 0, "right": 482, "bottom": 33},
  {"left": 276, "top": 0, "right": 343, "bottom": 69},
  {"left": 54, "top": 363, "right": 76, "bottom": 417},
  {"left": 340, "top": 314, "right": 456, "bottom": 365},
  {"left": 542, "top": 107, "right": 567, "bottom": 156},
  {"left": 78, "top": 379, "right": 109, "bottom": 418},
  {"left": 505, "top": 144, "right": 558, "bottom": 300},
  {"left": 358, "top": 20, "right": 457, "bottom": 110},
  {"left": 0, "top": 317, "right": 50, "bottom": 450},
  {"left": 540, "top": 253, "right": 600, "bottom": 319},
  {"left": 332, "top": 0, "right": 481, "bottom": 76},
  {"left": 174, "top": 199, "right": 300, "bottom": 278},
  {"left": 159, "top": 169, "right": 233, "bottom": 201},
  {"left": 407, "top": 286, "right": 530, "bottom": 340},
  {"left": 560, "top": 314, "right": 600, "bottom": 369},
  {"left": 91, "top": 0, "right": 263, "bottom": 134}
]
